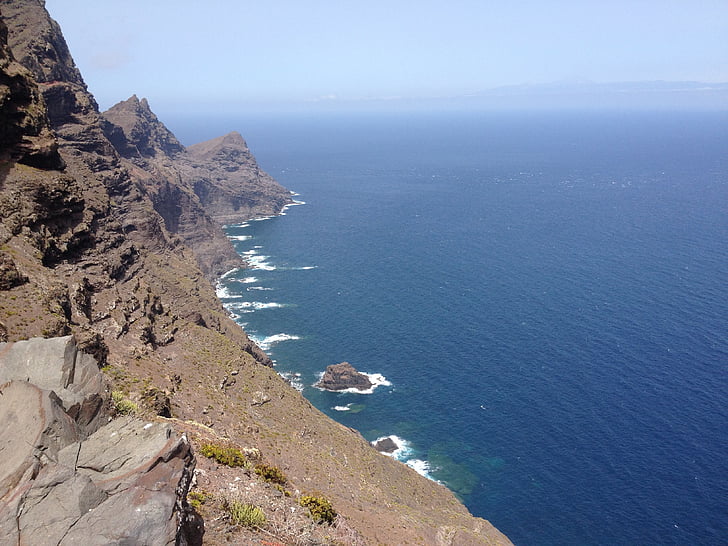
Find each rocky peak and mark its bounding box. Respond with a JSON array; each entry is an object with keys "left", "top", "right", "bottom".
[
  {"left": 1, "top": 0, "right": 85, "bottom": 86},
  {"left": 102, "top": 94, "right": 185, "bottom": 158},
  {"left": 187, "top": 131, "right": 256, "bottom": 170}
]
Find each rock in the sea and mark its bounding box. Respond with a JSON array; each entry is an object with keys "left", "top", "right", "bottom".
[
  {"left": 0, "top": 336, "right": 198, "bottom": 545},
  {"left": 316, "top": 362, "right": 372, "bottom": 391},
  {"left": 372, "top": 436, "right": 399, "bottom": 454}
]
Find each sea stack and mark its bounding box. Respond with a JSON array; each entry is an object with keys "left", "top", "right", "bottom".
[
  {"left": 372, "top": 436, "right": 399, "bottom": 454},
  {"left": 316, "top": 362, "right": 373, "bottom": 391}
]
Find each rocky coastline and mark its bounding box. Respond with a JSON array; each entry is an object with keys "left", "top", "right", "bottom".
[{"left": 0, "top": 2, "right": 511, "bottom": 544}]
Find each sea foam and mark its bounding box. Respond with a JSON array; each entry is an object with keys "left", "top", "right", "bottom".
[
  {"left": 243, "top": 250, "right": 276, "bottom": 271},
  {"left": 279, "top": 371, "right": 304, "bottom": 392},
  {"left": 372, "top": 435, "right": 438, "bottom": 481},
  {"left": 226, "top": 301, "right": 286, "bottom": 312},
  {"left": 215, "top": 285, "right": 237, "bottom": 299},
  {"left": 251, "top": 333, "right": 301, "bottom": 351}
]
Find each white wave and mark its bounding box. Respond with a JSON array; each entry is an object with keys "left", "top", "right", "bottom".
[
  {"left": 247, "top": 286, "right": 273, "bottom": 291},
  {"left": 244, "top": 253, "right": 276, "bottom": 271},
  {"left": 223, "top": 222, "right": 250, "bottom": 229},
  {"left": 251, "top": 215, "right": 274, "bottom": 222},
  {"left": 279, "top": 371, "right": 304, "bottom": 392},
  {"left": 281, "top": 200, "right": 306, "bottom": 214},
  {"left": 228, "top": 235, "right": 253, "bottom": 241},
  {"left": 220, "top": 268, "right": 240, "bottom": 279},
  {"left": 372, "top": 435, "right": 439, "bottom": 482},
  {"left": 287, "top": 265, "right": 317, "bottom": 271},
  {"left": 225, "top": 301, "right": 286, "bottom": 311},
  {"left": 216, "top": 286, "right": 238, "bottom": 299},
  {"left": 405, "top": 459, "right": 438, "bottom": 481},
  {"left": 241, "top": 277, "right": 258, "bottom": 284},
  {"left": 251, "top": 333, "right": 301, "bottom": 351},
  {"left": 333, "top": 404, "right": 353, "bottom": 412}
]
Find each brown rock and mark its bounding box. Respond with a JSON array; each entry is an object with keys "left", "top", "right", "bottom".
[{"left": 316, "top": 361, "right": 373, "bottom": 391}]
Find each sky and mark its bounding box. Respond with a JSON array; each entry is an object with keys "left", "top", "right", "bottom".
[{"left": 45, "top": 0, "right": 728, "bottom": 113}]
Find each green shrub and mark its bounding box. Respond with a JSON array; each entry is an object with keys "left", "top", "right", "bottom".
[
  {"left": 199, "top": 444, "right": 248, "bottom": 467},
  {"left": 298, "top": 495, "right": 337, "bottom": 524},
  {"left": 227, "top": 500, "right": 266, "bottom": 528},
  {"left": 111, "top": 390, "right": 139, "bottom": 415},
  {"left": 187, "top": 490, "right": 209, "bottom": 511},
  {"left": 254, "top": 463, "right": 287, "bottom": 485}
]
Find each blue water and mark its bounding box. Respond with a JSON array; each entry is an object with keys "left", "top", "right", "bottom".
[{"left": 174, "top": 111, "right": 728, "bottom": 545}]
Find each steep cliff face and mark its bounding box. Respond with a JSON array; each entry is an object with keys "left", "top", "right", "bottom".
[
  {"left": 100, "top": 94, "right": 245, "bottom": 280},
  {"left": 0, "top": 2, "right": 511, "bottom": 545},
  {"left": 100, "top": 94, "right": 293, "bottom": 280},
  {"left": 186, "top": 130, "right": 293, "bottom": 224}
]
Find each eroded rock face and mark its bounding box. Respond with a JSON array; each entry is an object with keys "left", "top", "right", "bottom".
[
  {"left": 316, "top": 362, "right": 373, "bottom": 391},
  {"left": 0, "top": 336, "right": 198, "bottom": 545},
  {"left": 100, "top": 96, "right": 293, "bottom": 280}
]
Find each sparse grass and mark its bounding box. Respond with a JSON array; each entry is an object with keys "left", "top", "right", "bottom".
[
  {"left": 199, "top": 443, "right": 249, "bottom": 468},
  {"left": 298, "top": 495, "right": 337, "bottom": 525},
  {"left": 226, "top": 500, "right": 266, "bottom": 528}
]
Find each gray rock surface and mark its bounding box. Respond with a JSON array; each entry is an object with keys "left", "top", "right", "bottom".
[{"left": 0, "top": 336, "right": 197, "bottom": 545}]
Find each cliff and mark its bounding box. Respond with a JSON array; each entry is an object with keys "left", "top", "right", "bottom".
[{"left": 0, "top": 2, "right": 511, "bottom": 544}]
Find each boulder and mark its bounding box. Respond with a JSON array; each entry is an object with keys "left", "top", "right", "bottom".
[
  {"left": 0, "top": 335, "right": 107, "bottom": 434},
  {"left": 316, "top": 362, "right": 373, "bottom": 391},
  {"left": 0, "top": 336, "right": 198, "bottom": 545}
]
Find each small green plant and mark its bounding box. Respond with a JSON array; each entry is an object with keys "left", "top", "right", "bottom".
[
  {"left": 111, "top": 390, "right": 139, "bottom": 415},
  {"left": 199, "top": 443, "right": 248, "bottom": 467},
  {"left": 187, "top": 490, "right": 209, "bottom": 511},
  {"left": 254, "top": 463, "right": 287, "bottom": 485},
  {"left": 298, "top": 495, "right": 337, "bottom": 524},
  {"left": 227, "top": 500, "right": 266, "bottom": 528}
]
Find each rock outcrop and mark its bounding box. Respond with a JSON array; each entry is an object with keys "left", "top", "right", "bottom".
[
  {"left": 317, "top": 361, "right": 373, "bottom": 391},
  {"left": 186, "top": 131, "right": 293, "bottom": 225},
  {"left": 0, "top": 336, "right": 198, "bottom": 545},
  {"left": 372, "top": 436, "right": 400, "bottom": 454}
]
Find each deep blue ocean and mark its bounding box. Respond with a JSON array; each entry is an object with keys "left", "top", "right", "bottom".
[{"left": 172, "top": 111, "right": 727, "bottom": 545}]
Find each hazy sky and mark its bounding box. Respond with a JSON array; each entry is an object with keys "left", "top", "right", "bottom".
[{"left": 45, "top": 0, "right": 728, "bottom": 112}]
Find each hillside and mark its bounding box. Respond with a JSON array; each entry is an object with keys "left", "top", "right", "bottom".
[{"left": 0, "top": 2, "right": 511, "bottom": 544}]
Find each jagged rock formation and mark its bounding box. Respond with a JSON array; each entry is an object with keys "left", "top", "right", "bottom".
[
  {"left": 0, "top": 336, "right": 198, "bottom": 545},
  {"left": 0, "top": 2, "right": 512, "bottom": 544},
  {"left": 100, "top": 94, "right": 293, "bottom": 280},
  {"left": 317, "top": 361, "right": 373, "bottom": 391}
]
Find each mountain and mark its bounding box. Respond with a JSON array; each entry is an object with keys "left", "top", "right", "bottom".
[{"left": 0, "top": 1, "right": 511, "bottom": 544}]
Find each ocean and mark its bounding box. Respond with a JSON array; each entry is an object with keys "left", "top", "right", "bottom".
[{"left": 172, "top": 110, "right": 727, "bottom": 545}]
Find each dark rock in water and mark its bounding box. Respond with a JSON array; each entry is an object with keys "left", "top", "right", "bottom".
[
  {"left": 372, "top": 437, "right": 399, "bottom": 454},
  {"left": 316, "top": 362, "right": 372, "bottom": 391}
]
